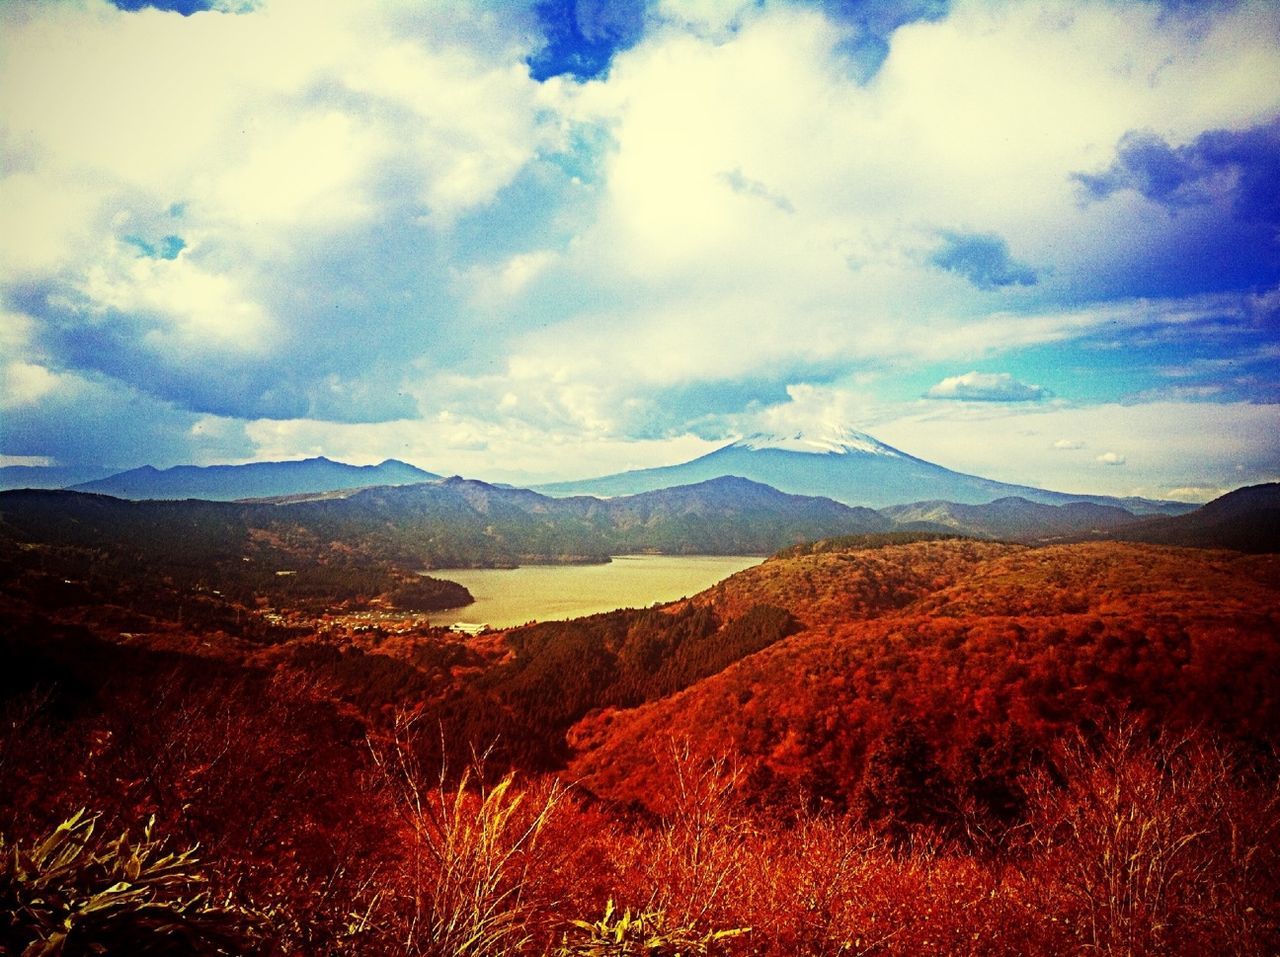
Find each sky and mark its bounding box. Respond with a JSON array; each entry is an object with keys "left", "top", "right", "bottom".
[{"left": 1, "top": 0, "right": 1278, "bottom": 501}]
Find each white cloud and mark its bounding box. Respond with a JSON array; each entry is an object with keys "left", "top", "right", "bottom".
[
  {"left": 500, "top": 3, "right": 1280, "bottom": 398},
  {"left": 0, "top": 310, "right": 38, "bottom": 359},
  {"left": 1165, "top": 485, "right": 1232, "bottom": 504},
  {"left": 460, "top": 250, "right": 560, "bottom": 308},
  {"left": 0, "top": 303, "right": 74, "bottom": 412},
  {"left": 72, "top": 241, "right": 275, "bottom": 353},
  {"left": 0, "top": 0, "right": 548, "bottom": 275},
  {"left": 0, "top": 361, "right": 64, "bottom": 409},
  {"left": 871, "top": 400, "right": 1279, "bottom": 497},
  {"left": 3, "top": 0, "right": 1278, "bottom": 487},
  {"left": 745, "top": 383, "right": 879, "bottom": 438},
  {"left": 656, "top": 0, "right": 757, "bottom": 35},
  {"left": 0, "top": 172, "right": 104, "bottom": 277},
  {"left": 1052, "top": 438, "right": 1083, "bottom": 450},
  {"left": 925, "top": 371, "right": 1048, "bottom": 402},
  {"left": 0, "top": 0, "right": 555, "bottom": 425},
  {"left": 211, "top": 110, "right": 382, "bottom": 231},
  {"left": 1096, "top": 451, "right": 1126, "bottom": 466}
]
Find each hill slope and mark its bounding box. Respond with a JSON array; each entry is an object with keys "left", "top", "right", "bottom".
[
  {"left": 561, "top": 539, "right": 1280, "bottom": 810},
  {"left": 1105, "top": 482, "right": 1280, "bottom": 552}
]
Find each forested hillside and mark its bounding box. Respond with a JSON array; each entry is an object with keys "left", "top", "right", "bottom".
[
  {"left": 0, "top": 476, "right": 887, "bottom": 578},
  {"left": 1, "top": 533, "right": 1276, "bottom": 955},
  {"left": 568, "top": 541, "right": 1280, "bottom": 814}
]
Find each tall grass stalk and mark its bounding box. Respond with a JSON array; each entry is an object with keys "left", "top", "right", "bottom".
[
  {"left": 1028, "top": 721, "right": 1278, "bottom": 956},
  {"left": 369, "top": 712, "right": 564, "bottom": 956}
]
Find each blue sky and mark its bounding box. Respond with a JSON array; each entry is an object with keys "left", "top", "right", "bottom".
[{"left": 1, "top": 0, "right": 1277, "bottom": 500}]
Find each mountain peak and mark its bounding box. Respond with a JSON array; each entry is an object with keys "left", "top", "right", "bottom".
[
  {"left": 731, "top": 425, "right": 903, "bottom": 457},
  {"left": 68, "top": 456, "right": 441, "bottom": 501}
]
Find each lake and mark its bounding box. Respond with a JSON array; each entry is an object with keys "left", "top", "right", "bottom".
[{"left": 424, "top": 555, "right": 762, "bottom": 629}]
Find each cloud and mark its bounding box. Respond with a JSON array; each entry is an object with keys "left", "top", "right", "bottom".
[
  {"left": 0, "top": 371, "right": 255, "bottom": 468},
  {"left": 1074, "top": 120, "right": 1280, "bottom": 224},
  {"left": 872, "top": 400, "right": 1279, "bottom": 498},
  {"left": 718, "top": 168, "right": 795, "bottom": 213},
  {"left": 0, "top": 0, "right": 553, "bottom": 425},
  {"left": 527, "top": 0, "right": 954, "bottom": 82},
  {"left": 823, "top": 0, "right": 952, "bottom": 82},
  {"left": 1067, "top": 120, "right": 1280, "bottom": 296},
  {"left": 3, "top": 0, "right": 1279, "bottom": 489},
  {"left": 1165, "top": 485, "right": 1232, "bottom": 503},
  {"left": 1052, "top": 438, "right": 1083, "bottom": 450},
  {"left": 0, "top": 361, "right": 63, "bottom": 409},
  {"left": 108, "top": 0, "right": 256, "bottom": 15},
  {"left": 242, "top": 414, "right": 725, "bottom": 485},
  {"left": 1096, "top": 451, "right": 1126, "bottom": 466},
  {"left": 925, "top": 371, "right": 1048, "bottom": 402},
  {"left": 928, "top": 231, "right": 1037, "bottom": 289},
  {"left": 655, "top": 0, "right": 757, "bottom": 35}
]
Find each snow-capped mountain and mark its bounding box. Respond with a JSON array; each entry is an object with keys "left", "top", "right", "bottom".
[
  {"left": 536, "top": 426, "right": 1189, "bottom": 514},
  {"left": 733, "top": 425, "right": 903, "bottom": 457}
]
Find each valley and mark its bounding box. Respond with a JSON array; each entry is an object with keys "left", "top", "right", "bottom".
[
  {"left": 1, "top": 489, "right": 1277, "bottom": 954},
  {"left": 1, "top": 442, "right": 1277, "bottom": 955},
  {"left": 7, "top": 3, "right": 1277, "bottom": 952}
]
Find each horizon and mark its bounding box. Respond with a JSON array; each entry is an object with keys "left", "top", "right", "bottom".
[
  {"left": 2, "top": 0, "right": 1278, "bottom": 501},
  {"left": 6, "top": 430, "right": 1273, "bottom": 505}
]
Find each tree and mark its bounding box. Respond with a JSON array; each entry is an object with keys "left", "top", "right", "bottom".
[{"left": 858, "top": 717, "right": 953, "bottom": 841}]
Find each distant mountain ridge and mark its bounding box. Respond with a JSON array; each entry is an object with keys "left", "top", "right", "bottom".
[
  {"left": 875, "top": 485, "right": 1279, "bottom": 551},
  {"left": 0, "top": 475, "right": 890, "bottom": 571},
  {"left": 0, "top": 465, "right": 117, "bottom": 491},
  {"left": 536, "top": 425, "right": 1192, "bottom": 514},
  {"left": 882, "top": 496, "right": 1142, "bottom": 541},
  {"left": 69, "top": 456, "right": 440, "bottom": 501},
  {"left": 1098, "top": 482, "right": 1280, "bottom": 553},
  {"left": 279, "top": 474, "right": 891, "bottom": 563}
]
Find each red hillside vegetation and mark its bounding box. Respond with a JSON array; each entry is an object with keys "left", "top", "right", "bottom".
[
  {"left": 569, "top": 542, "right": 1279, "bottom": 815},
  {"left": 1, "top": 533, "right": 1277, "bottom": 954}
]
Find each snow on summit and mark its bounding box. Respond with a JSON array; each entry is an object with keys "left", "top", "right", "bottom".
[{"left": 734, "top": 426, "right": 904, "bottom": 457}]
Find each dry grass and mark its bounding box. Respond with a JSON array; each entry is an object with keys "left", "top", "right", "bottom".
[
  {"left": 1025, "top": 723, "right": 1280, "bottom": 956},
  {"left": 368, "top": 711, "right": 566, "bottom": 956}
]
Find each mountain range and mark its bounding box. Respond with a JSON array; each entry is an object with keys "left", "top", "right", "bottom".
[
  {"left": 3, "top": 473, "right": 1276, "bottom": 616},
  {"left": 0, "top": 476, "right": 890, "bottom": 573},
  {"left": 882, "top": 496, "right": 1143, "bottom": 540},
  {"left": 66, "top": 456, "right": 439, "bottom": 501},
  {"left": 3, "top": 427, "right": 1198, "bottom": 516},
  {"left": 1094, "top": 482, "right": 1280, "bottom": 553},
  {"left": 536, "top": 426, "right": 1190, "bottom": 513}
]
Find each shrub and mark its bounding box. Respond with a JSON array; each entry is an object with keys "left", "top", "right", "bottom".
[
  {"left": 0, "top": 808, "right": 261, "bottom": 956},
  {"left": 553, "top": 899, "right": 747, "bottom": 956},
  {"left": 1026, "top": 722, "right": 1280, "bottom": 955},
  {"left": 370, "top": 712, "right": 566, "bottom": 956}
]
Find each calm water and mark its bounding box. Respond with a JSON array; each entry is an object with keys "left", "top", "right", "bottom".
[{"left": 424, "top": 555, "right": 761, "bottom": 629}]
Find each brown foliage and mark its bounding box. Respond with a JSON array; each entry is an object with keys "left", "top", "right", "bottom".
[
  {"left": 569, "top": 543, "right": 1280, "bottom": 821},
  {"left": 2, "top": 539, "right": 1278, "bottom": 953}
]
